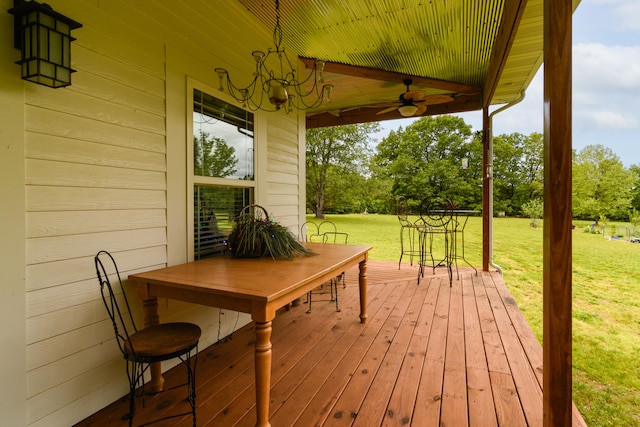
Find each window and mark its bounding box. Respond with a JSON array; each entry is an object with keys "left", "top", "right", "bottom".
[
  {"left": 193, "top": 89, "right": 254, "bottom": 180},
  {"left": 192, "top": 88, "right": 255, "bottom": 259},
  {"left": 194, "top": 186, "right": 252, "bottom": 259}
]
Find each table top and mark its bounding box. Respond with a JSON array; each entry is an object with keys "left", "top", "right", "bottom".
[
  {"left": 429, "top": 209, "right": 481, "bottom": 215},
  {"left": 129, "top": 242, "right": 371, "bottom": 305}
]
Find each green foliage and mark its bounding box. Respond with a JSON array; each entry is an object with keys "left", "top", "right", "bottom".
[
  {"left": 371, "top": 118, "right": 544, "bottom": 216},
  {"left": 572, "top": 144, "right": 635, "bottom": 221},
  {"left": 492, "top": 132, "right": 544, "bottom": 216},
  {"left": 307, "top": 122, "right": 640, "bottom": 226},
  {"left": 306, "top": 123, "right": 379, "bottom": 217},
  {"left": 521, "top": 198, "right": 543, "bottom": 228},
  {"left": 194, "top": 131, "right": 239, "bottom": 178},
  {"left": 228, "top": 206, "right": 314, "bottom": 259},
  {"left": 372, "top": 115, "right": 479, "bottom": 209},
  {"left": 628, "top": 164, "right": 640, "bottom": 212}
]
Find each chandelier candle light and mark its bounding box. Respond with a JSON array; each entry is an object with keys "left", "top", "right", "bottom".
[{"left": 215, "top": 0, "right": 333, "bottom": 112}]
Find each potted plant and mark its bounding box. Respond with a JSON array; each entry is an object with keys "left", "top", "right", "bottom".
[{"left": 227, "top": 205, "right": 315, "bottom": 259}]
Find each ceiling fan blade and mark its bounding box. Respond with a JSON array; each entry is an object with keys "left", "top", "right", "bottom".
[
  {"left": 403, "top": 90, "right": 426, "bottom": 101},
  {"left": 416, "top": 94, "right": 455, "bottom": 105},
  {"left": 415, "top": 103, "right": 428, "bottom": 115},
  {"left": 376, "top": 105, "right": 400, "bottom": 115}
]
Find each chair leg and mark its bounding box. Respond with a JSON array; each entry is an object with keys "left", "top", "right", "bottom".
[
  {"left": 399, "top": 226, "right": 404, "bottom": 269},
  {"left": 126, "top": 361, "right": 138, "bottom": 427},
  {"left": 187, "top": 347, "right": 198, "bottom": 427},
  {"left": 331, "top": 278, "right": 341, "bottom": 312},
  {"left": 121, "top": 352, "right": 199, "bottom": 427},
  {"left": 306, "top": 291, "right": 312, "bottom": 313}
]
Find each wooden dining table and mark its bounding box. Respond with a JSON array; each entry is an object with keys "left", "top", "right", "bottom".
[{"left": 128, "top": 241, "right": 372, "bottom": 427}]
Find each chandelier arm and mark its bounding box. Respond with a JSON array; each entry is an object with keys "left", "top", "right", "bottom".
[
  {"left": 214, "top": 0, "right": 333, "bottom": 112},
  {"left": 225, "top": 76, "right": 257, "bottom": 106},
  {"left": 288, "top": 83, "right": 332, "bottom": 109}
]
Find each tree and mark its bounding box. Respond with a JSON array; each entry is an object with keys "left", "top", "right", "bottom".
[
  {"left": 521, "top": 132, "right": 544, "bottom": 200},
  {"left": 372, "top": 115, "right": 477, "bottom": 210},
  {"left": 194, "top": 131, "right": 238, "bottom": 178},
  {"left": 572, "top": 144, "right": 635, "bottom": 221},
  {"left": 628, "top": 164, "right": 640, "bottom": 212},
  {"left": 491, "top": 132, "right": 544, "bottom": 216},
  {"left": 521, "top": 199, "right": 544, "bottom": 228},
  {"left": 306, "top": 123, "right": 379, "bottom": 218}
]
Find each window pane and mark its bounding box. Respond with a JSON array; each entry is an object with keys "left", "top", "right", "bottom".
[
  {"left": 193, "top": 89, "right": 254, "bottom": 180},
  {"left": 194, "top": 185, "right": 253, "bottom": 260}
]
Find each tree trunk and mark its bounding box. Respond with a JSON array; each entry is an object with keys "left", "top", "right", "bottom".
[{"left": 315, "top": 182, "right": 326, "bottom": 219}]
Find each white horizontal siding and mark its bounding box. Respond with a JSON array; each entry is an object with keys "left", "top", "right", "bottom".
[
  {"left": 26, "top": 133, "right": 166, "bottom": 171},
  {"left": 265, "top": 113, "right": 302, "bottom": 230},
  {"left": 26, "top": 209, "right": 166, "bottom": 238},
  {"left": 26, "top": 228, "right": 167, "bottom": 265},
  {"left": 26, "top": 159, "right": 166, "bottom": 190},
  {"left": 27, "top": 359, "right": 125, "bottom": 426},
  {"left": 23, "top": 1, "right": 169, "bottom": 424},
  {"left": 19, "top": 0, "right": 299, "bottom": 426},
  {"left": 27, "top": 246, "right": 167, "bottom": 292},
  {"left": 27, "top": 320, "right": 114, "bottom": 371},
  {"left": 25, "top": 87, "right": 165, "bottom": 135},
  {"left": 26, "top": 187, "right": 166, "bottom": 212}
]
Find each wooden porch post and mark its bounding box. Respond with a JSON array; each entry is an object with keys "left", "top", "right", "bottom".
[
  {"left": 543, "top": 0, "right": 573, "bottom": 425},
  {"left": 482, "top": 105, "right": 491, "bottom": 271}
]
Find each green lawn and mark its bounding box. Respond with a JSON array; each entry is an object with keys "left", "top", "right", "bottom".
[{"left": 304, "top": 214, "right": 640, "bottom": 426}]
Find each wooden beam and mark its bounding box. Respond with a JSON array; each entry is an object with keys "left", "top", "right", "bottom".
[
  {"left": 306, "top": 93, "right": 483, "bottom": 128},
  {"left": 300, "top": 58, "right": 481, "bottom": 95},
  {"left": 483, "top": 0, "right": 529, "bottom": 107},
  {"left": 482, "top": 106, "right": 491, "bottom": 271},
  {"left": 543, "top": 0, "right": 573, "bottom": 425}
]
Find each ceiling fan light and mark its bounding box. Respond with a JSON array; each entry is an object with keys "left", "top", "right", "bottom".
[{"left": 398, "top": 104, "right": 418, "bottom": 117}]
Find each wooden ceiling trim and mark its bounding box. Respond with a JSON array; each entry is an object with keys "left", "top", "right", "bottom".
[
  {"left": 482, "top": 0, "right": 529, "bottom": 107},
  {"left": 300, "top": 58, "right": 481, "bottom": 95},
  {"left": 306, "top": 93, "right": 482, "bottom": 128}
]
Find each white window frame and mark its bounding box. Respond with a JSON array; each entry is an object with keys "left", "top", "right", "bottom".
[{"left": 186, "top": 78, "right": 259, "bottom": 261}]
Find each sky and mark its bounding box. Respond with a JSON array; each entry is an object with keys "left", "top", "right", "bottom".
[{"left": 376, "top": 0, "right": 640, "bottom": 166}]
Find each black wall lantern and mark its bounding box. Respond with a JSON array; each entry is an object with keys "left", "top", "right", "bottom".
[{"left": 8, "top": 0, "right": 82, "bottom": 88}]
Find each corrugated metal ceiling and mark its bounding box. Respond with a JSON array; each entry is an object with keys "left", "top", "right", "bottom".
[
  {"left": 238, "top": 0, "right": 581, "bottom": 126},
  {"left": 242, "top": 0, "right": 503, "bottom": 87}
]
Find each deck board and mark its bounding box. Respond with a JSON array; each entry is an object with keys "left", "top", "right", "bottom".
[{"left": 74, "top": 261, "right": 587, "bottom": 427}]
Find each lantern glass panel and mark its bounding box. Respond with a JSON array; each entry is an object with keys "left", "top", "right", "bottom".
[{"left": 11, "top": 0, "right": 81, "bottom": 88}]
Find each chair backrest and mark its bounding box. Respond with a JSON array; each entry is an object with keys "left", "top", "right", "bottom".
[
  {"left": 397, "top": 196, "right": 410, "bottom": 225},
  {"left": 301, "top": 221, "right": 323, "bottom": 242},
  {"left": 318, "top": 220, "right": 348, "bottom": 244},
  {"left": 94, "top": 250, "right": 138, "bottom": 357},
  {"left": 419, "top": 197, "right": 454, "bottom": 228}
]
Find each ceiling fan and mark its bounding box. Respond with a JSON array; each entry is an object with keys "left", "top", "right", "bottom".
[{"left": 376, "top": 79, "right": 454, "bottom": 117}]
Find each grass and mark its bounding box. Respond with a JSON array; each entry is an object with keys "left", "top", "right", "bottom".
[{"left": 305, "top": 214, "right": 640, "bottom": 426}]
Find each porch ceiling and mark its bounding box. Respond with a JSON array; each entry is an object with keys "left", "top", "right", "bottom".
[{"left": 239, "top": 0, "right": 581, "bottom": 128}]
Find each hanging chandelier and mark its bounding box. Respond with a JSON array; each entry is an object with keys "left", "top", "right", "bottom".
[{"left": 215, "top": 0, "right": 333, "bottom": 113}]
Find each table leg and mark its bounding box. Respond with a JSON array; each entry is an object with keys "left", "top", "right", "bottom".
[
  {"left": 254, "top": 321, "right": 273, "bottom": 427},
  {"left": 358, "top": 259, "right": 368, "bottom": 323},
  {"left": 142, "top": 296, "right": 164, "bottom": 392}
]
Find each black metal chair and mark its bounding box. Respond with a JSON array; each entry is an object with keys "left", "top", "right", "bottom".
[
  {"left": 397, "top": 196, "right": 419, "bottom": 269},
  {"left": 301, "top": 220, "right": 348, "bottom": 312},
  {"left": 301, "top": 221, "right": 323, "bottom": 243},
  {"left": 94, "top": 250, "right": 200, "bottom": 427},
  {"left": 416, "top": 198, "right": 456, "bottom": 286},
  {"left": 317, "top": 220, "right": 349, "bottom": 246}
]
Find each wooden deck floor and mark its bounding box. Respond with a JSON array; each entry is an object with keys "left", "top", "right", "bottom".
[{"left": 76, "top": 261, "right": 586, "bottom": 427}]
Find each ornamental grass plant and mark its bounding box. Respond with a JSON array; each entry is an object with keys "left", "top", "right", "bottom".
[{"left": 227, "top": 205, "right": 314, "bottom": 259}]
